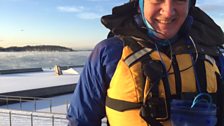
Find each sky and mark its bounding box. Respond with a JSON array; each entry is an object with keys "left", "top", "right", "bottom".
[{"left": 0, "top": 0, "right": 223, "bottom": 49}]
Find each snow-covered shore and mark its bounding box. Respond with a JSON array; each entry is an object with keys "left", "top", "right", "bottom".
[{"left": 0, "top": 67, "right": 82, "bottom": 95}]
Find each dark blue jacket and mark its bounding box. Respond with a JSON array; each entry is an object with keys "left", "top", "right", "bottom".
[{"left": 67, "top": 37, "right": 123, "bottom": 126}]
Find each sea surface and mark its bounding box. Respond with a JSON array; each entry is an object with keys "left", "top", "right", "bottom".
[{"left": 0, "top": 51, "right": 91, "bottom": 70}]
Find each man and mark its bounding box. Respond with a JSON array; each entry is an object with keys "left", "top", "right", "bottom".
[{"left": 67, "top": 0, "right": 224, "bottom": 126}]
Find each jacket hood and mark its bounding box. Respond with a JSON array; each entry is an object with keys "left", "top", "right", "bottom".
[
  {"left": 101, "top": 2, "right": 224, "bottom": 47},
  {"left": 101, "top": 2, "right": 151, "bottom": 43},
  {"left": 189, "top": 7, "right": 224, "bottom": 46}
]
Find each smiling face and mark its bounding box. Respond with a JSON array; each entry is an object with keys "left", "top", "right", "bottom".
[{"left": 144, "top": 0, "right": 189, "bottom": 39}]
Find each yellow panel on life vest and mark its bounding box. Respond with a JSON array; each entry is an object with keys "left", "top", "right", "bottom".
[
  {"left": 107, "top": 45, "right": 145, "bottom": 102},
  {"left": 176, "top": 54, "right": 197, "bottom": 92},
  {"left": 106, "top": 43, "right": 220, "bottom": 126},
  {"left": 204, "top": 55, "right": 219, "bottom": 93}
]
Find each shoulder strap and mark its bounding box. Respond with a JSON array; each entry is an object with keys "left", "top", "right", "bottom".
[
  {"left": 193, "top": 54, "right": 207, "bottom": 93},
  {"left": 124, "top": 47, "right": 153, "bottom": 67}
]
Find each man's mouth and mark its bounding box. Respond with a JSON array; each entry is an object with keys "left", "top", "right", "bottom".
[{"left": 156, "top": 18, "right": 175, "bottom": 24}]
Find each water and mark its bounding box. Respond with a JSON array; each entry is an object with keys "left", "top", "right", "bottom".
[{"left": 0, "top": 51, "right": 91, "bottom": 70}]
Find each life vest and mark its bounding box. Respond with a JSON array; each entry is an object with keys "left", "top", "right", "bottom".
[{"left": 105, "top": 36, "right": 224, "bottom": 126}]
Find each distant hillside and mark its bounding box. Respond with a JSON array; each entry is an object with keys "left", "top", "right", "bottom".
[{"left": 0, "top": 45, "right": 74, "bottom": 52}]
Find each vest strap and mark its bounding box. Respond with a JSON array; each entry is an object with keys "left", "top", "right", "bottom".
[
  {"left": 106, "top": 96, "right": 142, "bottom": 112},
  {"left": 172, "top": 56, "right": 182, "bottom": 99},
  {"left": 124, "top": 47, "right": 153, "bottom": 67},
  {"left": 194, "top": 54, "right": 207, "bottom": 93}
]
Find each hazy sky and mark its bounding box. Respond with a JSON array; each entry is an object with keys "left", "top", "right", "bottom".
[{"left": 0, "top": 0, "right": 223, "bottom": 49}]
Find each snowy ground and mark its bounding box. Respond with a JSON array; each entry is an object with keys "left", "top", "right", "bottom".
[
  {"left": 0, "top": 109, "right": 68, "bottom": 126},
  {"left": 0, "top": 93, "right": 107, "bottom": 126},
  {"left": 0, "top": 67, "right": 82, "bottom": 93},
  {"left": 0, "top": 67, "right": 107, "bottom": 126},
  {"left": 0, "top": 93, "right": 70, "bottom": 126},
  {"left": 0, "top": 94, "right": 73, "bottom": 114},
  {"left": 0, "top": 68, "right": 76, "bottom": 126}
]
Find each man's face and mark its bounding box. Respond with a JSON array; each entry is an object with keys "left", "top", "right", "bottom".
[{"left": 144, "top": 0, "right": 189, "bottom": 39}]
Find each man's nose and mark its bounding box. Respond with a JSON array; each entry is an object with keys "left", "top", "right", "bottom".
[{"left": 160, "top": 1, "right": 175, "bottom": 17}]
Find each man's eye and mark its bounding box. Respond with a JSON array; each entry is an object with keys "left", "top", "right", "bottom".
[
  {"left": 175, "top": 0, "right": 187, "bottom": 4},
  {"left": 149, "top": 0, "right": 188, "bottom": 4},
  {"left": 150, "top": 0, "right": 164, "bottom": 4}
]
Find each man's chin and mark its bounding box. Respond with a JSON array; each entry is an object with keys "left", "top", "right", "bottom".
[{"left": 155, "top": 32, "right": 174, "bottom": 40}]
